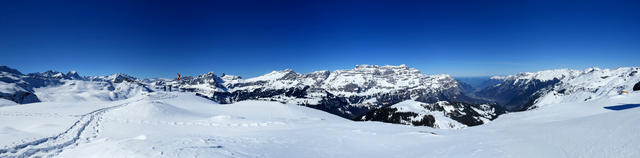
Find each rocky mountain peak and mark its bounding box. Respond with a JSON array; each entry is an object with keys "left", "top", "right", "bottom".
[{"left": 106, "top": 73, "right": 136, "bottom": 83}]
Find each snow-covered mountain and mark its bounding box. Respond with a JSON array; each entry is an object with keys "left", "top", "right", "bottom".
[
  {"left": 475, "top": 69, "right": 582, "bottom": 111},
  {"left": 0, "top": 66, "right": 153, "bottom": 105},
  {"left": 1, "top": 65, "right": 501, "bottom": 128},
  {"left": 359, "top": 100, "right": 503, "bottom": 129},
  {"left": 154, "top": 65, "right": 500, "bottom": 128},
  {"left": 477, "top": 67, "right": 640, "bottom": 111},
  {"left": 530, "top": 67, "right": 640, "bottom": 109},
  {"left": 5, "top": 64, "right": 639, "bottom": 129},
  {"left": 2, "top": 65, "right": 640, "bottom": 157},
  {"left": 0, "top": 66, "right": 39, "bottom": 104}
]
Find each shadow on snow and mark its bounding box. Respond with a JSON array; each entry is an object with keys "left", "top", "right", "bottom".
[{"left": 603, "top": 104, "right": 640, "bottom": 111}]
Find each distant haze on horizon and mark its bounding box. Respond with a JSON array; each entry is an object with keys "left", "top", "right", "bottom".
[{"left": 1, "top": 0, "right": 639, "bottom": 78}]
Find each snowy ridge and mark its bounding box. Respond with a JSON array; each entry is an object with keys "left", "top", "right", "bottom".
[
  {"left": 499, "top": 68, "right": 583, "bottom": 84},
  {"left": 0, "top": 66, "right": 152, "bottom": 104},
  {"left": 476, "top": 68, "right": 586, "bottom": 110},
  {"left": 531, "top": 67, "right": 640, "bottom": 109},
  {"left": 477, "top": 67, "right": 640, "bottom": 111}
]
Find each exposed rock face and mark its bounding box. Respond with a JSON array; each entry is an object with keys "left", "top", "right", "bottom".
[{"left": 634, "top": 81, "right": 640, "bottom": 91}]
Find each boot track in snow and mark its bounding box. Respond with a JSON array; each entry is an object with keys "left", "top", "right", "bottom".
[{"left": 0, "top": 99, "right": 142, "bottom": 158}]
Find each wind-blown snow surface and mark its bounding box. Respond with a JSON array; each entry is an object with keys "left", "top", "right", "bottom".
[{"left": 1, "top": 91, "right": 639, "bottom": 158}]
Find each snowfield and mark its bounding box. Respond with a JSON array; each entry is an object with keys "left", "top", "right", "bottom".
[{"left": 1, "top": 90, "right": 639, "bottom": 158}]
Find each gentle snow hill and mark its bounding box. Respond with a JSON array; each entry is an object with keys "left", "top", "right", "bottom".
[{"left": 1, "top": 91, "right": 639, "bottom": 157}]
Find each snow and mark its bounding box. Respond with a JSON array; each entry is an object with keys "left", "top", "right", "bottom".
[
  {"left": 1, "top": 90, "right": 639, "bottom": 157},
  {"left": 244, "top": 69, "right": 294, "bottom": 82},
  {"left": 532, "top": 67, "right": 640, "bottom": 108},
  {"left": 390, "top": 100, "right": 466, "bottom": 129},
  {"left": 0, "top": 82, "right": 28, "bottom": 94},
  {"left": 34, "top": 80, "right": 149, "bottom": 102},
  {"left": 2, "top": 65, "right": 640, "bottom": 157},
  {"left": 503, "top": 68, "right": 584, "bottom": 84},
  {"left": 0, "top": 98, "right": 16, "bottom": 107},
  {"left": 490, "top": 76, "right": 506, "bottom": 80},
  {"left": 391, "top": 100, "right": 429, "bottom": 112},
  {"left": 321, "top": 65, "right": 457, "bottom": 96}
]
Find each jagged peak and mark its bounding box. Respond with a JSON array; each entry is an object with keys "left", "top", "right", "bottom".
[
  {"left": 197, "top": 71, "right": 218, "bottom": 78},
  {"left": 28, "top": 70, "right": 69, "bottom": 79},
  {"left": 310, "top": 70, "right": 330, "bottom": 74},
  {"left": 106, "top": 73, "right": 136, "bottom": 82},
  {"left": 221, "top": 74, "right": 242, "bottom": 81},
  {"left": 65, "top": 70, "right": 82, "bottom": 79},
  {"left": 40, "top": 70, "right": 64, "bottom": 75}
]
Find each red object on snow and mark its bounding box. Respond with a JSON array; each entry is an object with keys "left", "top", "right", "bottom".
[{"left": 177, "top": 73, "right": 181, "bottom": 81}]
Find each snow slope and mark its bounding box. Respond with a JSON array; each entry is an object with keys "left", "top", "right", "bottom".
[
  {"left": 1, "top": 90, "right": 639, "bottom": 158},
  {"left": 533, "top": 67, "right": 640, "bottom": 108},
  {"left": 0, "top": 99, "right": 16, "bottom": 107},
  {"left": 388, "top": 100, "right": 466, "bottom": 128},
  {"left": 359, "top": 100, "right": 501, "bottom": 129}
]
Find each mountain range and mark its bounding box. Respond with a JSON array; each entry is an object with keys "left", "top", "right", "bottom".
[{"left": 2, "top": 65, "right": 639, "bottom": 129}]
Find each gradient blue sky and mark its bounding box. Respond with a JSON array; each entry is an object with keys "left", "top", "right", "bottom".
[{"left": 1, "top": 0, "right": 639, "bottom": 78}]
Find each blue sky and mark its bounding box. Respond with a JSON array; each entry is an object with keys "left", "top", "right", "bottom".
[{"left": 1, "top": 0, "right": 639, "bottom": 78}]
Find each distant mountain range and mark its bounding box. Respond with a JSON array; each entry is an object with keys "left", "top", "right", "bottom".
[{"left": 2, "top": 65, "right": 639, "bottom": 129}]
